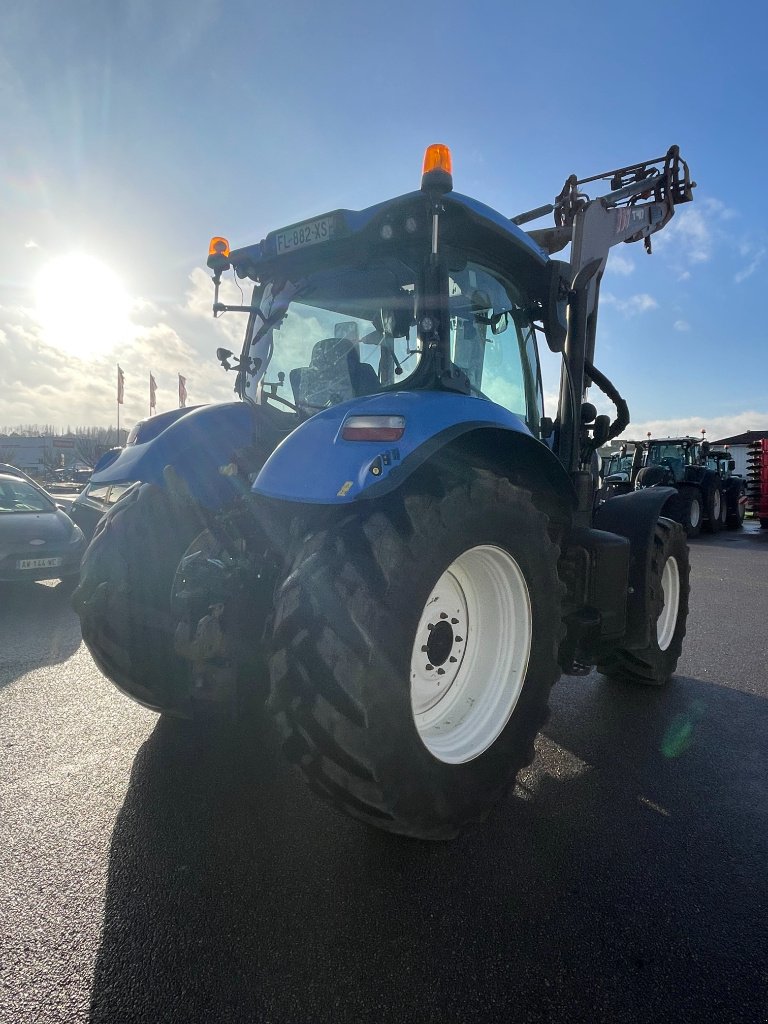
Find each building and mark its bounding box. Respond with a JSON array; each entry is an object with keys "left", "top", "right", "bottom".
[
  {"left": 0, "top": 434, "right": 88, "bottom": 479},
  {"left": 710, "top": 430, "right": 768, "bottom": 479}
]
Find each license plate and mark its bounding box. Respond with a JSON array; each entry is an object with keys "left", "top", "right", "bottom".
[
  {"left": 16, "top": 557, "right": 63, "bottom": 570},
  {"left": 274, "top": 215, "right": 335, "bottom": 254}
]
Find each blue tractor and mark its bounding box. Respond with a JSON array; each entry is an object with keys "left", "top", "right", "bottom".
[{"left": 74, "top": 145, "right": 695, "bottom": 839}]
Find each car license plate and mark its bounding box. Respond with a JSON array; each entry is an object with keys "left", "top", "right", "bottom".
[
  {"left": 274, "top": 215, "right": 335, "bottom": 254},
  {"left": 16, "top": 557, "right": 63, "bottom": 570}
]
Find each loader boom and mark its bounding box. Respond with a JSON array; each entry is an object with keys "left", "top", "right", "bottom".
[{"left": 514, "top": 145, "right": 695, "bottom": 484}]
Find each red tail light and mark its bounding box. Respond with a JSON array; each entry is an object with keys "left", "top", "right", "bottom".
[{"left": 341, "top": 415, "right": 405, "bottom": 442}]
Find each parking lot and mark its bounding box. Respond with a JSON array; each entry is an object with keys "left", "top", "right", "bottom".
[{"left": 1, "top": 526, "right": 767, "bottom": 1024}]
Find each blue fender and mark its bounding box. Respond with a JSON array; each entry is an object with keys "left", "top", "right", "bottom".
[
  {"left": 253, "top": 391, "right": 575, "bottom": 509},
  {"left": 88, "top": 402, "right": 259, "bottom": 508}
]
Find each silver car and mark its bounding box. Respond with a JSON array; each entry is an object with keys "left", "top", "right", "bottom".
[{"left": 0, "top": 472, "right": 86, "bottom": 584}]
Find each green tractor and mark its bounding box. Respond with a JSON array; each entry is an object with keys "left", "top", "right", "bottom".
[{"left": 630, "top": 437, "right": 740, "bottom": 537}]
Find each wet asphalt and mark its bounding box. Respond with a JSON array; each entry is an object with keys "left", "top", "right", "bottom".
[{"left": 1, "top": 524, "right": 766, "bottom": 1024}]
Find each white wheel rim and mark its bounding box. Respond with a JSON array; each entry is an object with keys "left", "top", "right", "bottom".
[
  {"left": 410, "top": 544, "right": 532, "bottom": 764},
  {"left": 657, "top": 556, "right": 680, "bottom": 651},
  {"left": 690, "top": 498, "right": 701, "bottom": 528}
]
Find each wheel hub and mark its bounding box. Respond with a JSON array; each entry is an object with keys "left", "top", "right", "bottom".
[
  {"left": 410, "top": 544, "right": 532, "bottom": 764},
  {"left": 410, "top": 570, "right": 468, "bottom": 716},
  {"left": 425, "top": 618, "right": 456, "bottom": 667}
]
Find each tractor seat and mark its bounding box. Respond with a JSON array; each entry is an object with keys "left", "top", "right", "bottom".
[
  {"left": 290, "top": 337, "right": 378, "bottom": 408},
  {"left": 660, "top": 456, "right": 684, "bottom": 482}
]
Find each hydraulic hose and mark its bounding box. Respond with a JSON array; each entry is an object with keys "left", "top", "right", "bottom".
[{"left": 585, "top": 359, "right": 630, "bottom": 443}]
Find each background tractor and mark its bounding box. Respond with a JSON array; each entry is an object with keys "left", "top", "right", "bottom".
[
  {"left": 74, "top": 144, "right": 695, "bottom": 839},
  {"left": 616, "top": 436, "right": 743, "bottom": 536}
]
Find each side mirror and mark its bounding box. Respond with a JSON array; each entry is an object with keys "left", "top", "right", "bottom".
[
  {"left": 543, "top": 261, "right": 568, "bottom": 352},
  {"left": 490, "top": 311, "right": 510, "bottom": 335}
]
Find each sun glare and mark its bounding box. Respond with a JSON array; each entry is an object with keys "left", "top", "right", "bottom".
[{"left": 35, "top": 253, "right": 133, "bottom": 358}]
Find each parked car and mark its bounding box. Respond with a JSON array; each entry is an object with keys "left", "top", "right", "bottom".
[
  {"left": 0, "top": 472, "right": 86, "bottom": 584},
  {"left": 67, "top": 480, "right": 135, "bottom": 541},
  {"left": 0, "top": 463, "right": 49, "bottom": 490}
]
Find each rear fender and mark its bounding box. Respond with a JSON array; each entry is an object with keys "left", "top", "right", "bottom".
[
  {"left": 86, "top": 402, "right": 261, "bottom": 509},
  {"left": 594, "top": 486, "right": 677, "bottom": 648},
  {"left": 252, "top": 391, "right": 576, "bottom": 516}
]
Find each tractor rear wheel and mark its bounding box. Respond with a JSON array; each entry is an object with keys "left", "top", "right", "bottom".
[
  {"left": 73, "top": 481, "right": 205, "bottom": 713},
  {"left": 268, "top": 470, "right": 564, "bottom": 840},
  {"left": 597, "top": 518, "right": 689, "bottom": 686}
]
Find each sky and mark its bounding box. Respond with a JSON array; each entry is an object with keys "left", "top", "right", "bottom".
[{"left": 1, "top": 0, "right": 767, "bottom": 442}]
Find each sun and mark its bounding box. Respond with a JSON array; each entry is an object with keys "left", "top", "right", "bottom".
[{"left": 35, "top": 253, "right": 133, "bottom": 358}]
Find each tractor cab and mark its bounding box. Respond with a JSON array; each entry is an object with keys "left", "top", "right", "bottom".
[
  {"left": 639, "top": 438, "right": 703, "bottom": 484},
  {"left": 208, "top": 146, "right": 567, "bottom": 447}
]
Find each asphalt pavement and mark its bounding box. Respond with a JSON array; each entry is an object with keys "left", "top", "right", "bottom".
[{"left": 1, "top": 525, "right": 767, "bottom": 1024}]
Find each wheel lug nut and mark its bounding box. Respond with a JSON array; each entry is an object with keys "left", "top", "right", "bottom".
[
  {"left": 451, "top": 618, "right": 459, "bottom": 624},
  {"left": 440, "top": 612, "right": 448, "bottom": 619},
  {"left": 421, "top": 645, "right": 428, "bottom": 652},
  {"left": 426, "top": 664, "right": 434, "bottom": 671},
  {"left": 449, "top": 656, "right": 457, "bottom": 663},
  {"left": 455, "top": 636, "right": 463, "bottom": 643},
  {"left": 437, "top": 668, "right": 445, "bottom": 675}
]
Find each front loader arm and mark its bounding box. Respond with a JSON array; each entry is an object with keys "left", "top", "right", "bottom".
[{"left": 515, "top": 146, "right": 695, "bottom": 481}]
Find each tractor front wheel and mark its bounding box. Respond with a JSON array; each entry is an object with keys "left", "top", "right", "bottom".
[
  {"left": 673, "top": 488, "right": 702, "bottom": 538},
  {"left": 726, "top": 491, "right": 746, "bottom": 530},
  {"left": 704, "top": 483, "right": 724, "bottom": 533},
  {"left": 597, "top": 517, "right": 689, "bottom": 686},
  {"left": 268, "top": 470, "right": 564, "bottom": 840},
  {"left": 73, "top": 482, "right": 204, "bottom": 712}
]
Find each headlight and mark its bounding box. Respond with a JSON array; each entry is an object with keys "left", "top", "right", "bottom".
[{"left": 70, "top": 524, "right": 85, "bottom": 544}]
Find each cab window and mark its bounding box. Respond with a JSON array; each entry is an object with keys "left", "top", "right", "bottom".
[{"left": 448, "top": 262, "right": 543, "bottom": 432}]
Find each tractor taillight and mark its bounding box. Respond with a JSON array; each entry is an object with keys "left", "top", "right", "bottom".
[{"left": 341, "top": 416, "right": 405, "bottom": 442}]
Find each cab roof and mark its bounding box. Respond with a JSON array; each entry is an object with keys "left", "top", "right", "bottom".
[{"left": 227, "top": 189, "right": 551, "bottom": 281}]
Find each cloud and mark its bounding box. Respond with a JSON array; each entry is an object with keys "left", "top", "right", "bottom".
[
  {"left": 601, "top": 292, "right": 657, "bottom": 316},
  {"left": 653, "top": 197, "right": 734, "bottom": 268},
  {"left": 674, "top": 320, "right": 690, "bottom": 332},
  {"left": 654, "top": 195, "right": 762, "bottom": 285},
  {"left": 734, "top": 245, "right": 765, "bottom": 284},
  {"left": 605, "top": 251, "right": 635, "bottom": 276},
  {"left": 0, "top": 270, "right": 238, "bottom": 431},
  {"left": 617, "top": 410, "right": 768, "bottom": 443},
  {"left": 659, "top": 207, "right": 712, "bottom": 263}
]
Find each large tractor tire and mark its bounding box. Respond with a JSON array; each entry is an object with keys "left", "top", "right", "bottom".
[
  {"left": 726, "top": 490, "right": 746, "bottom": 530},
  {"left": 73, "top": 481, "right": 205, "bottom": 713},
  {"left": 704, "top": 482, "right": 724, "bottom": 534},
  {"left": 671, "top": 487, "right": 702, "bottom": 538},
  {"left": 268, "top": 469, "right": 564, "bottom": 840},
  {"left": 597, "top": 518, "right": 689, "bottom": 686}
]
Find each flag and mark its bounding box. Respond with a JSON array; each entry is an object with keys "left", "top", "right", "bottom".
[
  {"left": 117, "top": 365, "right": 125, "bottom": 405},
  {"left": 178, "top": 374, "right": 187, "bottom": 408},
  {"left": 149, "top": 373, "right": 157, "bottom": 413}
]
